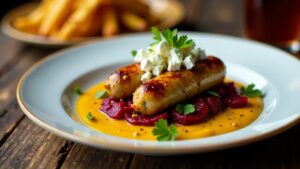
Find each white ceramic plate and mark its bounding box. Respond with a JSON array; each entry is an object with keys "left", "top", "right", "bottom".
[
  {"left": 17, "top": 33, "right": 300, "bottom": 155},
  {"left": 1, "top": 1, "right": 184, "bottom": 47}
]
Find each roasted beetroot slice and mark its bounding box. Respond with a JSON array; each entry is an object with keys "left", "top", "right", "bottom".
[
  {"left": 100, "top": 97, "right": 128, "bottom": 119},
  {"left": 172, "top": 99, "right": 209, "bottom": 125},
  {"left": 224, "top": 94, "right": 248, "bottom": 108},
  {"left": 213, "top": 85, "right": 226, "bottom": 96},
  {"left": 206, "top": 96, "right": 223, "bottom": 115},
  {"left": 125, "top": 111, "right": 168, "bottom": 126},
  {"left": 222, "top": 82, "right": 238, "bottom": 95}
]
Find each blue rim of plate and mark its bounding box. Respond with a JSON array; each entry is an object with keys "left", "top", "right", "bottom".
[{"left": 16, "top": 32, "right": 300, "bottom": 155}]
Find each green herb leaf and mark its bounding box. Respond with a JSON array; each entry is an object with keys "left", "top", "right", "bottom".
[
  {"left": 152, "top": 119, "right": 178, "bottom": 141},
  {"left": 131, "top": 50, "right": 137, "bottom": 57},
  {"left": 175, "top": 104, "right": 184, "bottom": 113},
  {"left": 176, "top": 103, "right": 195, "bottom": 115},
  {"left": 86, "top": 112, "right": 95, "bottom": 120},
  {"left": 207, "top": 91, "right": 221, "bottom": 97},
  {"left": 74, "top": 86, "right": 83, "bottom": 95},
  {"left": 95, "top": 90, "right": 108, "bottom": 99},
  {"left": 150, "top": 27, "right": 194, "bottom": 49},
  {"left": 241, "top": 83, "right": 263, "bottom": 97},
  {"left": 151, "top": 27, "right": 162, "bottom": 43},
  {"left": 183, "top": 104, "right": 195, "bottom": 115}
]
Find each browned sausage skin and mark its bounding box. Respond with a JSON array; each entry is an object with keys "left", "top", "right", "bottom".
[
  {"left": 104, "top": 63, "right": 143, "bottom": 98},
  {"left": 132, "top": 56, "right": 226, "bottom": 115}
]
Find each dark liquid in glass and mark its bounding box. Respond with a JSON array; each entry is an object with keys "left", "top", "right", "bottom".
[{"left": 245, "top": 0, "right": 300, "bottom": 47}]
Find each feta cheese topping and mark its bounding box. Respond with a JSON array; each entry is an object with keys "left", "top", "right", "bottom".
[
  {"left": 132, "top": 27, "right": 207, "bottom": 82},
  {"left": 141, "top": 71, "right": 152, "bottom": 82}
]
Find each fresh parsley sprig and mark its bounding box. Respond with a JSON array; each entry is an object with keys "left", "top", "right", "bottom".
[
  {"left": 176, "top": 104, "right": 195, "bottom": 115},
  {"left": 151, "top": 27, "right": 194, "bottom": 49},
  {"left": 95, "top": 90, "right": 108, "bottom": 99},
  {"left": 241, "top": 84, "right": 263, "bottom": 97},
  {"left": 131, "top": 50, "right": 137, "bottom": 57},
  {"left": 152, "top": 119, "right": 178, "bottom": 141},
  {"left": 86, "top": 112, "right": 95, "bottom": 121},
  {"left": 74, "top": 86, "right": 83, "bottom": 95}
]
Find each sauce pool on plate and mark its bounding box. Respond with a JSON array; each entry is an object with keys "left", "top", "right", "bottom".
[{"left": 75, "top": 82, "right": 263, "bottom": 141}]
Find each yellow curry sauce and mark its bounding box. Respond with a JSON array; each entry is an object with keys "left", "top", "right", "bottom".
[{"left": 76, "top": 82, "right": 263, "bottom": 140}]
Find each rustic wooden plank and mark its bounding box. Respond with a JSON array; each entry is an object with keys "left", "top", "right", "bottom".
[
  {"left": 129, "top": 152, "right": 226, "bottom": 169},
  {"left": 0, "top": 46, "right": 55, "bottom": 115},
  {"left": 225, "top": 124, "right": 300, "bottom": 169},
  {"left": 0, "top": 102, "right": 24, "bottom": 146},
  {"left": 0, "top": 34, "right": 25, "bottom": 78},
  {"left": 0, "top": 117, "right": 73, "bottom": 169},
  {"left": 60, "top": 144, "right": 133, "bottom": 169},
  {"left": 0, "top": 43, "right": 57, "bottom": 147}
]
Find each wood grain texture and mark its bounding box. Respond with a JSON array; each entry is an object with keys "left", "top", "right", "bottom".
[
  {"left": 129, "top": 152, "right": 226, "bottom": 169},
  {"left": 0, "top": 46, "right": 55, "bottom": 113},
  {"left": 225, "top": 124, "right": 300, "bottom": 169},
  {"left": 0, "top": 102, "right": 24, "bottom": 146},
  {"left": 0, "top": 118, "right": 73, "bottom": 169},
  {"left": 0, "top": 36, "right": 25, "bottom": 78},
  {"left": 0, "top": 42, "right": 56, "bottom": 149},
  {"left": 61, "top": 145, "right": 133, "bottom": 169}
]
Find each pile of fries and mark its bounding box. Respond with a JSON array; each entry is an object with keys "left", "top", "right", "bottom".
[{"left": 13, "top": 0, "right": 160, "bottom": 40}]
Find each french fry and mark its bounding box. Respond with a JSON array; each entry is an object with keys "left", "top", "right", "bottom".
[
  {"left": 102, "top": 6, "right": 119, "bottom": 36},
  {"left": 13, "top": 0, "right": 159, "bottom": 40},
  {"left": 120, "top": 11, "right": 147, "bottom": 32},
  {"left": 56, "top": 0, "right": 102, "bottom": 40},
  {"left": 13, "top": 0, "right": 51, "bottom": 33},
  {"left": 38, "top": 0, "right": 73, "bottom": 36}
]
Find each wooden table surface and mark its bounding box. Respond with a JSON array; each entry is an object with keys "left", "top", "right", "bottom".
[{"left": 0, "top": 0, "right": 300, "bottom": 169}]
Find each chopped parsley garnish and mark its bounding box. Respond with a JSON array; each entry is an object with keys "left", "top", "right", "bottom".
[
  {"left": 207, "top": 91, "right": 221, "bottom": 97},
  {"left": 131, "top": 50, "right": 137, "bottom": 57},
  {"left": 86, "top": 112, "right": 95, "bottom": 120},
  {"left": 241, "top": 83, "right": 263, "bottom": 97},
  {"left": 150, "top": 27, "right": 194, "bottom": 49},
  {"left": 95, "top": 90, "right": 108, "bottom": 99},
  {"left": 74, "top": 86, "right": 83, "bottom": 95},
  {"left": 152, "top": 119, "right": 178, "bottom": 141},
  {"left": 175, "top": 104, "right": 195, "bottom": 115},
  {"left": 151, "top": 27, "right": 162, "bottom": 42}
]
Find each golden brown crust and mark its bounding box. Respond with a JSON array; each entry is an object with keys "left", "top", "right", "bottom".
[
  {"left": 132, "top": 56, "right": 226, "bottom": 115},
  {"left": 105, "top": 63, "right": 143, "bottom": 98}
]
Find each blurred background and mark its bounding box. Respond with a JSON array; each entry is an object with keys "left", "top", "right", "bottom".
[
  {"left": 0, "top": 0, "right": 244, "bottom": 36},
  {"left": 0, "top": 0, "right": 299, "bottom": 54}
]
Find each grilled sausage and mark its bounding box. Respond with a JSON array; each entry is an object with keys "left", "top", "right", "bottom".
[
  {"left": 132, "top": 56, "right": 226, "bottom": 115},
  {"left": 105, "top": 63, "right": 143, "bottom": 98}
]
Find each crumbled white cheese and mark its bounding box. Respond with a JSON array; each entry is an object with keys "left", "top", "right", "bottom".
[
  {"left": 153, "top": 41, "right": 169, "bottom": 57},
  {"left": 152, "top": 65, "right": 164, "bottom": 76},
  {"left": 167, "top": 49, "right": 182, "bottom": 71},
  {"left": 183, "top": 55, "right": 196, "bottom": 70},
  {"left": 133, "top": 36, "right": 207, "bottom": 82},
  {"left": 134, "top": 49, "right": 147, "bottom": 62},
  {"left": 150, "top": 54, "right": 164, "bottom": 65},
  {"left": 141, "top": 71, "right": 152, "bottom": 82},
  {"left": 140, "top": 59, "right": 153, "bottom": 71}
]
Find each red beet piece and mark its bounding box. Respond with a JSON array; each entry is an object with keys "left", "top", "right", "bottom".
[
  {"left": 206, "top": 96, "right": 223, "bottom": 115},
  {"left": 222, "top": 82, "right": 238, "bottom": 95},
  {"left": 100, "top": 97, "right": 129, "bottom": 119},
  {"left": 125, "top": 111, "right": 168, "bottom": 126},
  {"left": 213, "top": 85, "right": 226, "bottom": 96},
  {"left": 172, "top": 98, "right": 209, "bottom": 125},
  {"left": 224, "top": 94, "right": 248, "bottom": 108}
]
